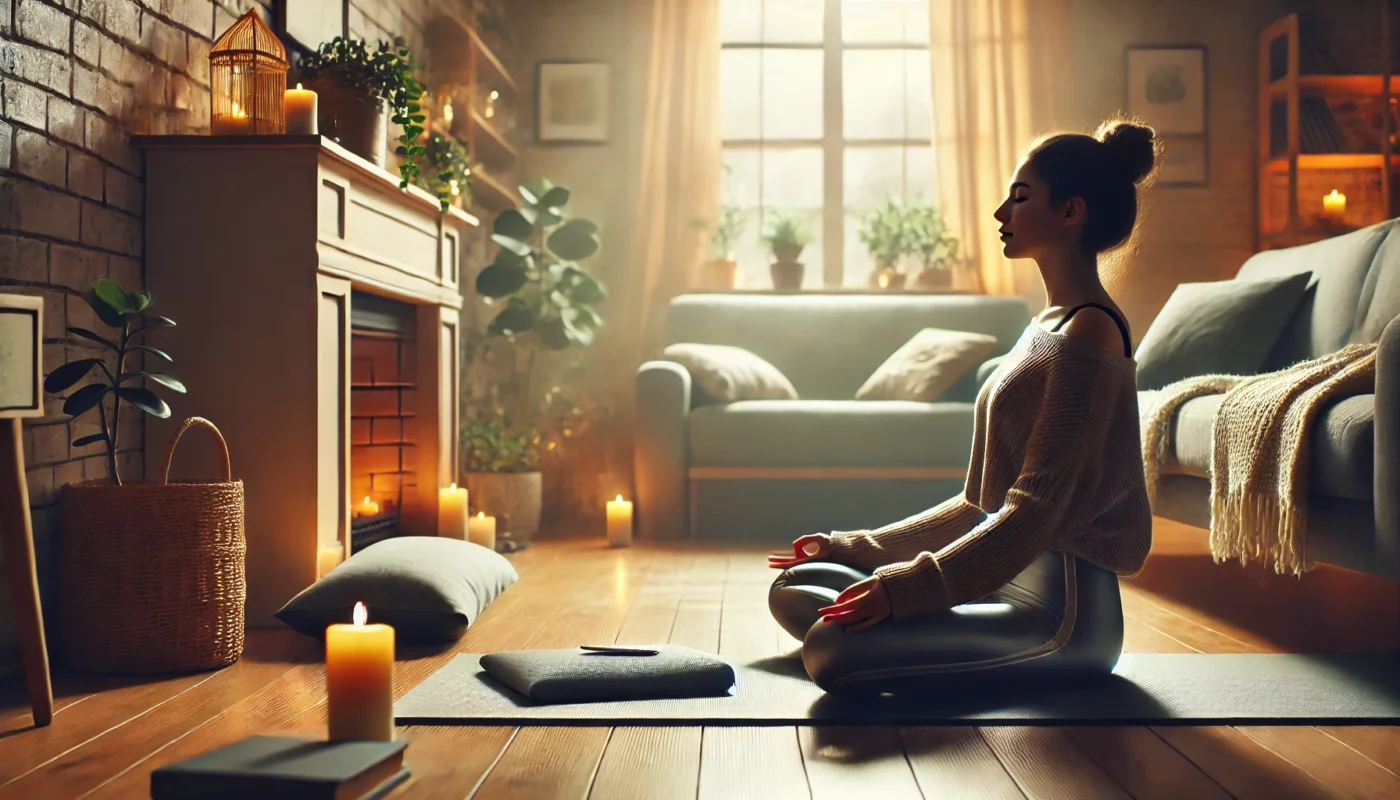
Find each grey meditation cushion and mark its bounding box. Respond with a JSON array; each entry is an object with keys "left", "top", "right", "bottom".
[
  {"left": 275, "top": 536, "right": 518, "bottom": 644},
  {"left": 480, "top": 644, "right": 736, "bottom": 704}
]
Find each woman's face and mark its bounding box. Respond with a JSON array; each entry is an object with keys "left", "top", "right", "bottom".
[{"left": 992, "top": 161, "right": 1078, "bottom": 260}]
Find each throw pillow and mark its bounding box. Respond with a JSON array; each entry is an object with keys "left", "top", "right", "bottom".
[
  {"left": 662, "top": 343, "right": 799, "bottom": 402},
  {"left": 1134, "top": 272, "right": 1314, "bottom": 390},
  {"left": 855, "top": 328, "right": 999, "bottom": 402},
  {"left": 275, "top": 536, "right": 518, "bottom": 644}
]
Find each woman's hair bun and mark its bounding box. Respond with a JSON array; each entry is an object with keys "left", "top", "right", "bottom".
[{"left": 1097, "top": 119, "right": 1158, "bottom": 185}]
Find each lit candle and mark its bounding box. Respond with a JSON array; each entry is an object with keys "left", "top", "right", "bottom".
[
  {"left": 318, "top": 543, "right": 345, "bottom": 578},
  {"left": 607, "top": 494, "right": 633, "bottom": 548},
  {"left": 284, "top": 83, "right": 318, "bottom": 135},
  {"left": 438, "top": 483, "right": 468, "bottom": 539},
  {"left": 213, "top": 101, "right": 253, "bottom": 135},
  {"left": 468, "top": 511, "right": 496, "bottom": 551},
  {"left": 326, "top": 602, "right": 394, "bottom": 742},
  {"left": 353, "top": 496, "right": 380, "bottom": 518},
  {"left": 1322, "top": 189, "right": 1347, "bottom": 224}
]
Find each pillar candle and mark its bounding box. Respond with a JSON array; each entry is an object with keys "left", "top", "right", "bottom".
[
  {"left": 468, "top": 511, "right": 496, "bottom": 551},
  {"left": 284, "top": 83, "right": 318, "bottom": 135},
  {"left": 438, "top": 483, "right": 468, "bottom": 539},
  {"left": 607, "top": 495, "right": 633, "bottom": 548},
  {"left": 1322, "top": 189, "right": 1347, "bottom": 224},
  {"left": 326, "top": 602, "right": 394, "bottom": 742},
  {"left": 353, "top": 496, "right": 380, "bottom": 518},
  {"left": 318, "top": 543, "right": 345, "bottom": 579}
]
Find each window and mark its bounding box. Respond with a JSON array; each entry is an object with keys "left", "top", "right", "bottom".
[{"left": 720, "top": 0, "right": 932, "bottom": 289}]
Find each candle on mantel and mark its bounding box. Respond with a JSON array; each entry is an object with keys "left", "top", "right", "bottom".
[
  {"left": 213, "top": 101, "right": 253, "bottom": 135},
  {"left": 607, "top": 494, "right": 634, "bottom": 548},
  {"left": 1322, "top": 189, "right": 1347, "bottom": 225},
  {"left": 438, "top": 483, "right": 468, "bottom": 539},
  {"left": 318, "top": 543, "right": 345, "bottom": 579},
  {"left": 326, "top": 602, "right": 394, "bottom": 742},
  {"left": 284, "top": 83, "right": 318, "bottom": 135},
  {"left": 468, "top": 511, "right": 496, "bottom": 551},
  {"left": 353, "top": 496, "right": 380, "bottom": 518}
]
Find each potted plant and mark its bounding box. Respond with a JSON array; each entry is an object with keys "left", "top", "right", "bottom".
[
  {"left": 299, "top": 36, "right": 426, "bottom": 186},
  {"left": 763, "top": 211, "right": 810, "bottom": 291},
  {"left": 470, "top": 177, "right": 607, "bottom": 548},
  {"left": 859, "top": 198, "right": 912, "bottom": 289},
  {"left": 418, "top": 132, "right": 473, "bottom": 211},
  {"left": 907, "top": 203, "right": 960, "bottom": 289},
  {"left": 697, "top": 202, "right": 745, "bottom": 289}
]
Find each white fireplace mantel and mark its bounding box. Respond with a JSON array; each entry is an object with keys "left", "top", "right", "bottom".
[{"left": 134, "top": 135, "right": 477, "bottom": 626}]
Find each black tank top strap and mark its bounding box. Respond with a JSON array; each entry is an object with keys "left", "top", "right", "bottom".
[{"left": 1051, "top": 302, "right": 1132, "bottom": 357}]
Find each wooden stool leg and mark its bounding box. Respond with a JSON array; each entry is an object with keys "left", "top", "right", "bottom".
[{"left": 0, "top": 418, "right": 54, "bottom": 727}]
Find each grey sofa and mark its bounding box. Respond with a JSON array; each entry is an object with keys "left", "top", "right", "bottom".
[
  {"left": 1144, "top": 219, "right": 1400, "bottom": 582},
  {"left": 634, "top": 293, "right": 1031, "bottom": 542}
]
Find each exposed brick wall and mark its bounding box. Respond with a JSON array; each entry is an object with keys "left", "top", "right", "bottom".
[{"left": 0, "top": 0, "right": 439, "bottom": 676}]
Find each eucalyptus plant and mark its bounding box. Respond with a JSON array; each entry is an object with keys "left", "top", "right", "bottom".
[
  {"left": 43, "top": 279, "right": 183, "bottom": 486},
  {"left": 704, "top": 202, "right": 746, "bottom": 260},
  {"left": 300, "top": 36, "right": 427, "bottom": 193},
  {"left": 858, "top": 197, "right": 913, "bottom": 268},
  {"left": 906, "top": 203, "right": 960, "bottom": 270},
  {"left": 762, "top": 211, "right": 810, "bottom": 258},
  {"left": 420, "top": 133, "right": 473, "bottom": 211}
]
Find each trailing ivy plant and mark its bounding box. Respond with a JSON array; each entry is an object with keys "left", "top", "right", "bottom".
[
  {"left": 43, "top": 279, "right": 184, "bottom": 486},
  {"left": 300, "top": 36, "right": 427, "bottom": 193},
  {"left": 419, "top": 133, "right": 473, "bottom": 211}
]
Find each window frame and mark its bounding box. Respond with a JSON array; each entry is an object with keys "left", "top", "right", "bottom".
[{"left": 720, "top": 0, "right": 932, "bottom": 288}]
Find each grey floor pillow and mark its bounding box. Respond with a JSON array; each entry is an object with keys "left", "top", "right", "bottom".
[
  {"left": 480, "top": 644, "right": 736, "bottom": 704},
  {"left": 275, "top": 536, "right": 518, "bottom": 644}
]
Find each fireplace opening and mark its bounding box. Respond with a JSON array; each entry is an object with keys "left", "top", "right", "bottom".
[{"left": 350, "top": 292, "right": 419, "bottom": 553}]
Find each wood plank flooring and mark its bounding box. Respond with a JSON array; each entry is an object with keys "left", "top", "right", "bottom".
[{"left": 1, "top": 518, "right": 1397, "bottom": 799}]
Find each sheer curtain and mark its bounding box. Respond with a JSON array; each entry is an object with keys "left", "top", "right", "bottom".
[{"left": 929, "top": 0, "right": 1072, "bottom": 307}]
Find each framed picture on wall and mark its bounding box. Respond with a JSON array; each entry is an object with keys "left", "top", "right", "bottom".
[
  {"left": 1126, "top": 46, "right": 1207, "bottom": 135},
  {"left": 1157, "top": 135, "right": 1208, "bottom": 186},
  {"left": 537, "top": 62, "right": 611, "bottom": 144}
]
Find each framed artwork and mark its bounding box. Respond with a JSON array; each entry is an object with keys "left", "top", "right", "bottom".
[
  {"left": 0, "top": 294, "right": 42, "bottom": 416},
  {"left": 537, "top": 62, "right": 612, "bottom": 144},
  {"left": 1126, "top": 46, "right": 1207, "bottom": 135},
  {"left": 1157, "top": 135, "right": 1208, "bottom": 186},
  {"left": 275, "top": 0, "right": 346, "bottom": 53}
]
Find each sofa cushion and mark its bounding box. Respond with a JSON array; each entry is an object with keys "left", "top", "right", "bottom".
[
  {"left": 1141, "top": 391, "right": 1374, "bottom": 500},
  {"left": 856, "top": 328, "right": 999, "bottom": 402},
  {"left": 1133, "top": 272, "right": 1313, "bottom": 390},
  {"left": 688, "top": 400, "right": 974, "bottom": 468},
  {"left": 662, "top": 343, "right": 799, "bottom": 402}
]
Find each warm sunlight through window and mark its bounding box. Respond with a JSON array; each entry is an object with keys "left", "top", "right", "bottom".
[{"left": 720, "top": 0, "right": 933, "bottom": 288}]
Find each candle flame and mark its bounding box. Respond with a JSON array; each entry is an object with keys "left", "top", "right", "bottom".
[
  {"left": 363, "top": 496, "right": 370, "bottom": 504},
  {"left": 1329, "top": 189, "right": 1342, "bottom": 199},
  {"left": 477, "top": 512, "right": 485, "bottom": 519},
  {"left": 450, "top": 482, "right": 457, "bottom": 491},
  {"left": 353, "top": 601, "right": 367, "bottom": 626},
  {"left": 296, "top": 82, "right": 303, "bottom": 91},
  {"left": 616, "top": 494, "right": 623, "bottom": 502}
]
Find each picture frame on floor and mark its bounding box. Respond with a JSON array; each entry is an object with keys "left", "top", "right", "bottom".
[{"left": 536, "top": 61, "right": 612, "bottom": 144}]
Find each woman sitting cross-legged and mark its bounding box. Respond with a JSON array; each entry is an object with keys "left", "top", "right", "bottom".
[{"left": 768, "top": 116, "right": 1158, "bottom": 695}]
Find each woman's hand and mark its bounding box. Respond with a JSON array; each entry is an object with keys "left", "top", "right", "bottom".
[
  {"left": 767, "top": 533, "right": 831, "bottom": 569},
  {"left": 818, "top": 576, "right": 892, "bottom": 632}
]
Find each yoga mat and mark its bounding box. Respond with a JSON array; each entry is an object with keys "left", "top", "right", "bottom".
[{"left": 393, "top": 652, "right": 1400, "bottom": 726}]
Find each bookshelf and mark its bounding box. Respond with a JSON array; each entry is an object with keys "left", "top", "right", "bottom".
[{"left": 1258, "top": 12, "right": 1395, "bottom": 250}]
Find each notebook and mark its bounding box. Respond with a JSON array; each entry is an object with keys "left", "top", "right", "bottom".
[{"left": 150, "top": 735, "right": 409, "bottom": 800}]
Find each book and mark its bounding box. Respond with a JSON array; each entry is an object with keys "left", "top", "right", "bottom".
[{"left": 150, "top": 735, "right": 409, "bottom": 800}]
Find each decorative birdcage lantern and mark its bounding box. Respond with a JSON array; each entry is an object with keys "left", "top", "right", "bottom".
[{"left": 209, "top": 11, "right": 288, "bottom": 135}]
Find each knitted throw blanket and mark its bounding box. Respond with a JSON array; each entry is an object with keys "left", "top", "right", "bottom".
[{"left": 1140, "top": 343, "right": 1377, "bottom": 576}]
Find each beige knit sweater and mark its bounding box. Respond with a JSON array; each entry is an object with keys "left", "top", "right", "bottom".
[{"left": 827, "top": 326, "right": 1154, "bottom": 618}]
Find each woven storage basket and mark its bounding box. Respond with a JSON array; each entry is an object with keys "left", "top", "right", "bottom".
[{"left": 59, "top": 417, "right": 246, "bottom": 674}]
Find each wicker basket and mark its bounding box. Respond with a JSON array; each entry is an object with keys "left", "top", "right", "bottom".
[{"left": 59, "top": 417, "right": 246, "bottom": 674}]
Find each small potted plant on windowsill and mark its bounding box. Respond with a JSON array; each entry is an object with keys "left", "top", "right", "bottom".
[
  {"left": 908, "top": 203, "right": 960, "bottom": 289},
  {"left": 859, "top": 198, "right": 912, "bottom": 290},
  {"left": 763, "top": 211, "right": 809, "bottom": 292},
  {"left": 697, "top": 202, "right": 745, "bottom": 290},
  {"left": 299, "top": 36, "right": 426, "bottom": 185}
]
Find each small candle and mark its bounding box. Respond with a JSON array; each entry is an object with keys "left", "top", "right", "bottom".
[
  {"left": 1322, "top": 189, "right": 1347, "bottom": 224},
  {"left": 438, "top": 483, "right": 469, "bottom": 539},
  {"left": 353, "top": 495, "right": 380, "bottom": 518},
  {"left": 326, "top": 602, "right": 394, "bottom": 742},
  {"left": 607, "top": 494, "right": 633, "bottom": 548},
  {"left": 468, "top": 511, "right": 496, "bottom": 551},
  {"left": 318, "top": 543, "right": 345, "bottom": 578},
  {"left": 212, "top": 101, "right": 253, "bottom": 135},
  {"left": 285, "top": 83, "right": 318, "bottom": 135}
]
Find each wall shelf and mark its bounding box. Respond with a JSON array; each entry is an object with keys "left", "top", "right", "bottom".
[
  {"left": 471, "top": 111, "right": 518, "bottom": 165},
  {"left": 473, "top": 170, "right": 520, "bottom": 211}
]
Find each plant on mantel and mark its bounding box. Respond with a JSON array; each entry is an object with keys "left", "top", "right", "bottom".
[
  {"left": 43, "top": 279, "right": 183, "bottom": 486},
  {"left": 469, "top": 178, "right": 607, "bottom": 472},
  {"left": 299, "top": 36, "right": 427, "bottom": 193}
]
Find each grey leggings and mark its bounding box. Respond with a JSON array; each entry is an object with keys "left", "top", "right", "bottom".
[{"left": 768, "top": 550, "right": 1125, "bottom": 694}]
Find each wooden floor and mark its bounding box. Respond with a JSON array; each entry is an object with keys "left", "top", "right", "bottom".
[{"left": 2, "top": 518, "right": 1398, "bottom": 799}]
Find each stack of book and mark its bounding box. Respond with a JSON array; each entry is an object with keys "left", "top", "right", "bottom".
[{"left": 150, "top": 735, "right": 409, "bottom": 799}]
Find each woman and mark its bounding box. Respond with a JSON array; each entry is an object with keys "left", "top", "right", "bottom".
[{"left": 768, "top": 118, "right": 1158, "bottom": 694}]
